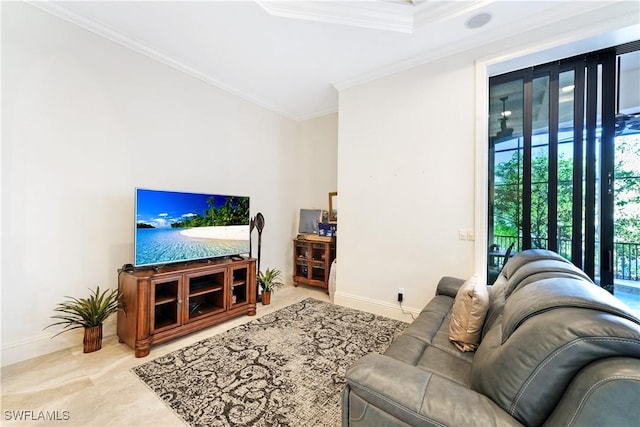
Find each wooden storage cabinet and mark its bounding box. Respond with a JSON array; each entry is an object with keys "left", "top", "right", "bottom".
[
  {"left": 292, "top": 238, "right": 336, "bottom": 292},
  {"left": 118, "top": 258, "right": 256, "bottom": 357}
]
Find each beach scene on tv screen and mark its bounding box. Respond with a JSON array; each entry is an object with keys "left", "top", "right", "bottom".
[{"left": 135, "top": 189, "right": 250, "bottom": 266}]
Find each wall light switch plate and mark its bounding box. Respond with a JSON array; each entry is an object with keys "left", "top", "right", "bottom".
[
  {"left": 466, "top": 229, "right": 475, "bottom": 241},
  {"left": 459, "top": 229, "right": 467, "bottom": 240}
]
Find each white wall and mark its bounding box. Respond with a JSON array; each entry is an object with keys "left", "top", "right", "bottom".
[
  {"left": 336, "top": 55, "right": 477, "bottom": 320},
  {"left": 335, "top": 2, "right": 639, "bottom": 321},
  {"left": 0, "top": 3, "right": 337, "bottom": 366},
  {"left": 261, "top": 112, "right": 338, "bottom": 273},
  {"left": 296, "top": 114, "right": 339, "bottom": 209},
  {"left": 292, "top": 113, "right": 338, "bottom": 231}
]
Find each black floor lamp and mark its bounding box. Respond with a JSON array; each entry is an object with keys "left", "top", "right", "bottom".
[{"left": 254, "top": 212, "right": 265, "bottom": 302}]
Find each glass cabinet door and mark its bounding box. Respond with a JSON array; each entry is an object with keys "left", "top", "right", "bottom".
[
  {"left": 230, "top": 264, "right": 249, "bottom": 307},
  {"left": 295, "top": 241, "right": 310, "bottom": 278},
  {"left": 150, "top": 277, "right": 181, "bottom": 333},
  {"left": 311, "top": 243, "right": 327, "bottom": 282}
]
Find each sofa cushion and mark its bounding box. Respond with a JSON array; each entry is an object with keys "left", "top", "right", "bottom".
[
  {"left": 400, "top": 294, "right": 453, "bottom": 345},
  {"left": 482, "top": 250, "right": 592, "bottom": 339},
  {"left": 384, "top": 335, "right": 473, "bottom": 386},
  {"left": 503, "top": 248, "right": 569, "bottom": 279},
  {"left": 482, "top": 274, "right": 508, "bottom": 339},
  {"left": 504, "top": 259, "right": 593, "bottom": 298},
  {"left": 384, "top": 290, "right": 474, "bottom": 386},
  {"left": 501, "top": 277, "right": 640, "bottom": 342},
  {"left": 384, "top": 294, "right": 454, "bottom": 365},
  {"left": 415, "top": 345, "right": 473, "bottom": 386},
  {"left": 449, "top": 274, "right": 489, "bottom": 352},
  {"left": 383, "top": 334, "right": 428, "bottom": 365},
  {"left": 345, "top": 354, "right": 523, "bottom": 427}
]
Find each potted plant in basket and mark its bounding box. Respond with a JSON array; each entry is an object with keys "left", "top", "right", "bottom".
[
  {"left": 257, "top": 268, "right": 284, "bottom": 305},
  {"left": 44, "top": 286, "right": 123, "bottom": 353}
]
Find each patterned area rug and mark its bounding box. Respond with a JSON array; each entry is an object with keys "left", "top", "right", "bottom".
[{"left": 132, "top": 298, "right": 407, "bottom": 427}]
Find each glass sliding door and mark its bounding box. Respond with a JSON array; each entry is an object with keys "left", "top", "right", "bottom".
[
  {"left": 530, "top": 74, "right": 551, "bottom": 251},
  {"left": 487, "top": 78, "right": 523, "bottom": 283},
  {"left": 613, "top": 49, "right": 640, "bottom": 312},
  {"left": 557, "top": 69, "right": 576, "bottom": 260},
  {"left": 487, "top": 47, "right": 627, "bottom": 293}
]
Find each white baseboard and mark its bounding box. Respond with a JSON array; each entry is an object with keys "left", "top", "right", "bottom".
[
  {"left": 2, "top": 332, "right": 77, "bottom": 367},
  {"left": 333, "top": 291, "right": 419, "bottom": 323},
  {"left": 1, "top": 317, "right": 117, "bottom": 367}
]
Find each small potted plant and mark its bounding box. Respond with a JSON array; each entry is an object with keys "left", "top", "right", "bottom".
[
  {"left": 257, "top": 268, "right": 284, "bottom": 305},
  {"left": 44, "top": 286, "right": 123, "bottom": 353}
]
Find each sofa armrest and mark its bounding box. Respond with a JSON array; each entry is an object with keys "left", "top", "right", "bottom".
[
  {"left": 345, "top": 354, "right": 522, "bottom": 426},
  {"left": 435, "top": 276, "right": 465, "bottom": 298}
]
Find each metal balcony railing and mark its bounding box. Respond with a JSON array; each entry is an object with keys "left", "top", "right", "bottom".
[
  {"left": 490, "top": 235, "right": 640, "bottom": 282},
  {"left": 616, "top": 242, "right": 640, "bottom": 281}
]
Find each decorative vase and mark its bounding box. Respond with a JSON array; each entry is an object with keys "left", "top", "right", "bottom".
[
  {"left": 83, "top": 325, "right": 103, "bottom": 353},
  {"left": 261, "top": 291, "right": 271, "bottom": 305}
]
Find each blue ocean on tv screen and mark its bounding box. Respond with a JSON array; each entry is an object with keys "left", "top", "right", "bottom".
[
  {"left": 135, "top": 228, "right": 249, "bottom": 266},
  {"left": 134, "top": 189, "right": 250, "bottom": 266}
]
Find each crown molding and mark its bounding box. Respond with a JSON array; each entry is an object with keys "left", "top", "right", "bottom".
[
  {"left": 334, "top": 1, "right": 639, "bottom": 92},
  {"left": 296, "top": 105, "right": 340, "bottom": 122},
  {"left": 26, "top": 1, "right": 303, "bottom": 121}
]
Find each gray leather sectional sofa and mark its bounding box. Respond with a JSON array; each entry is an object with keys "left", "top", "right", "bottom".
[{"left": 343, "top": 249, "right": 640, "bottom": 426}]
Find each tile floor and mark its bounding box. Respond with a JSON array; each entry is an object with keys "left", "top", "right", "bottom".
[
  {"left": 1, "top": 286, "right": 330, "bottom": 426},
  {"left": 614, "top": 280, "right": 640, "bottom": 315}
]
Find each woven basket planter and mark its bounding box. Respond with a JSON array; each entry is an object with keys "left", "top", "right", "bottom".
[
  {"left": 83, "top": 325, "right": 103, "bottom": 353},
  {"left": 261, "top": 291, "right": 272, "bottom": 305}
]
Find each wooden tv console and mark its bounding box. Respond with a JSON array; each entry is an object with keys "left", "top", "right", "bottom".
[{"left": 117, "top": 257, "right": 256, "bottom": 357}]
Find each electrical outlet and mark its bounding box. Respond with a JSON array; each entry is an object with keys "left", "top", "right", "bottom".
[{"left": 398, "top": 288, "right": 405, "bottom": 303}]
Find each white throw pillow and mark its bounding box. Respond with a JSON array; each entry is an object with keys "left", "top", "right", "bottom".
[{"left": 449, "top": 274, "right": 490, "bottom": 352}]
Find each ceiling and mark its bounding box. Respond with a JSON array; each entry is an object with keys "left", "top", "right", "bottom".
[{"left": 31, "top": 1, "right": 638, "bottom": 121}]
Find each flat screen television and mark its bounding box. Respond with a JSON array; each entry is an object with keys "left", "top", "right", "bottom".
[{"left": 134, "top": 188, "right": 250, "bottom": 267}]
